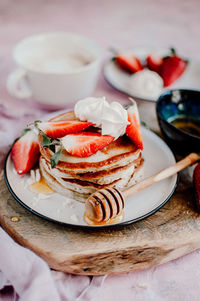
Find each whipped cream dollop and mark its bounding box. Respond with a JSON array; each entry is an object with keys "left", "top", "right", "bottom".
[
  {"left": 128, "top": 69, "right": 163, "bottom": 99},
  {"left": 74, "top": 97, "right": 129, "bottom": 139}
]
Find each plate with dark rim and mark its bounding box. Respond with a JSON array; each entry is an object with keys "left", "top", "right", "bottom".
[
  {"left": 104, "top": 47, "right": 200, "bottom": 102},
  {"left": 4, "top": 126, "right": 177, "bottom": 229}
]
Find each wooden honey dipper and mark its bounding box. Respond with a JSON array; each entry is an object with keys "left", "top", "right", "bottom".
[{"left": 85, "top": 153, "right": 199, "bottom": 224}]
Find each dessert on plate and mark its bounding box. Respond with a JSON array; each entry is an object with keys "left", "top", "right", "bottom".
[{"left": 11, "top": 97, "right": 144, "bottom": 203}]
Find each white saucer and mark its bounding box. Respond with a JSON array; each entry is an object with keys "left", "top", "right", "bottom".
[
  {"left": 4, "top": 127, "right": 177, "bottom": 229},
  {"left": 104, "top": 47, "right": 200, "bottom": 102}
]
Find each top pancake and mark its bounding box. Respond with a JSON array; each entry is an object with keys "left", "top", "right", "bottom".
[{"left": 38, "top": 111, "right": 141, "bottom": 173}]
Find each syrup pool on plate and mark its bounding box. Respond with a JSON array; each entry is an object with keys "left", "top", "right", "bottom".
[{"left": 29, "top": 177, "right": 54, "bottom": 194}]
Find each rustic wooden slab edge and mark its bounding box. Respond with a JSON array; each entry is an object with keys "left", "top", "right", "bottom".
[{"left": 1, "top": 171, "right": 200, "bottom": 275}]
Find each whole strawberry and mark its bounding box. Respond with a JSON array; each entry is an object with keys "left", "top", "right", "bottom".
[
  {"left": 160, "top": 48, "right": 188, "bottom": 87},
  {"left": 193, "top": 162, "right": 200, "bottom": 211}
]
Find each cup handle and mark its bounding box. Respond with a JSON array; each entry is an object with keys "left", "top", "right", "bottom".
[{"left": 7, "top": 68, "right": 32, "bottom": 99}]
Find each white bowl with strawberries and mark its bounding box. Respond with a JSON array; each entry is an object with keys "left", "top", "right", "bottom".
[{"left": 104, "top": 47, "right": 200, "bottom": 101}]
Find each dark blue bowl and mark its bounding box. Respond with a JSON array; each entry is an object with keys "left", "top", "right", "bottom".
[{"left": 156, "top": 89, "right": 200, "bottom": 154}]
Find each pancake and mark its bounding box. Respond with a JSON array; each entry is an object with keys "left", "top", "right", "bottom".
[
  {"left": 38, "top": 111, "right": 144, "bottom": 202},
  {"left": 40, "top": 154, "right": 143, "bottom": 184},
  {"left": 39, "top": 156, "right": 144, "bottom": 202},
  {"left": 40, "top": 157, "right": 143, "bottom": 185}
]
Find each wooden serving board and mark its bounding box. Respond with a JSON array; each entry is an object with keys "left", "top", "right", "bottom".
[
  {"left": 0, "top": 171, "right": 200, "bottom": 275},
  {"left": 1, "top": 102, "right": 199, "bottom": 275}
]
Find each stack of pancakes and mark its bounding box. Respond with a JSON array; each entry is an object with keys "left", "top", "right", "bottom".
[{"left": 39, "top": 112, "right": 144, "bottom": 202}]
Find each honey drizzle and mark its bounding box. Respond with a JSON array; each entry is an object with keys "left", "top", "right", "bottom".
[
  {"left": 171, "top": 117, "right": 200, "bottom": 137},
  {"left": 29, "top": 177, "right": 54, "bottom": 195}
]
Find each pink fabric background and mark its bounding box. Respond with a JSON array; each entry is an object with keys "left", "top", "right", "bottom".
[{"left": 0, "top": 0, "right": 200, "bottom": 300}]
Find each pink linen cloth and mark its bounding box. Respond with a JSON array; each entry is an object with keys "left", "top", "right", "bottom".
[{"left": 1, "top": 0, "right": 200, "bottom": 300}]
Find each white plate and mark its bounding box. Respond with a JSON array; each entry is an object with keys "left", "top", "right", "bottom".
[
  {"left": 4, "top": 127, "right": 177, "bottom": 229},
  {"left": 104, "top": 47, "right": 200, "bottom": 102}
]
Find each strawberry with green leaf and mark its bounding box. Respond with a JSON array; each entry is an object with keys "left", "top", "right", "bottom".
[{"left": 160, "top": 48, "right": 188, "bottom": 87}]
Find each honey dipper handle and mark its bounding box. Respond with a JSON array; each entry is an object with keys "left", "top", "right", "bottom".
[{"left": 123, "top": 152, "right": 199, "bottom": 199}]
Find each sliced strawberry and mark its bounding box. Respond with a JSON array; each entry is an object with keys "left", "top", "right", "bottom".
[
  {"left": 193, "top": 163, "right": 200, "bottom": 212},
  {"left": 37, "top": 120, "right": 93, "bottom": 139},
  {"left": 11, "top": 130, "right": 40, "bottom": 174},
  {"left": 160, "top": 49, "right": 187, "bottom": 87},
  {"left": 126, "top": 102, "right": 143, "bottom": 150},
  {"left": 61, "top": 132, "right": 114, "bottom": 157},
  {"left": 116, "top": 54, "right": 143, "bottom": 73},
  {"left": 146, "top": 54, "right": 163, "bottom": 73}
]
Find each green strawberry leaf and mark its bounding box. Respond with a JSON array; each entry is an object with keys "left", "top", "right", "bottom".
[
  {"left": 41, "top": 132, "right": 52, "bottom": 147},
  {"left": 26, "top": 120, "right": 42, "bottom": 128},
  {"left": 50, "top": 148, "right": 62, "bottom": 168},
  {"left": 170, "top": 47, "right": 176, "bottom": 56},
  {"left": 141, "top": 121, "right": 149, "bottom": 129},
  {"left": 41, "top": 131, "right": 60, "bottom": 147},
  {"left": 21, "top": 128, "right": 31, "bottom": 137},
  {"left": 34, "top": 120, "right": 42, "bottom": 127},
  {"left": 13, "top": 127, "right": 32, "bottom": 144}
]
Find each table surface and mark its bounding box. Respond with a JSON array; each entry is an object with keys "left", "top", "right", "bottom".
[{"left": 0, "top": 0, "right": 200, "bottom": 300}]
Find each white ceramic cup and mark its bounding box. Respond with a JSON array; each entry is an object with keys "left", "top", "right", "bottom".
[{"left": 7, "top": 32, "right": 102, "bottom": 108}]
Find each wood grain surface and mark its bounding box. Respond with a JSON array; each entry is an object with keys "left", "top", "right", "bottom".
[
  {"left": 0, "top": 102, "right": 199, "bottom": 276},
  {"left": 0, "top": 169, "right": 199, "bottom": 275}
]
